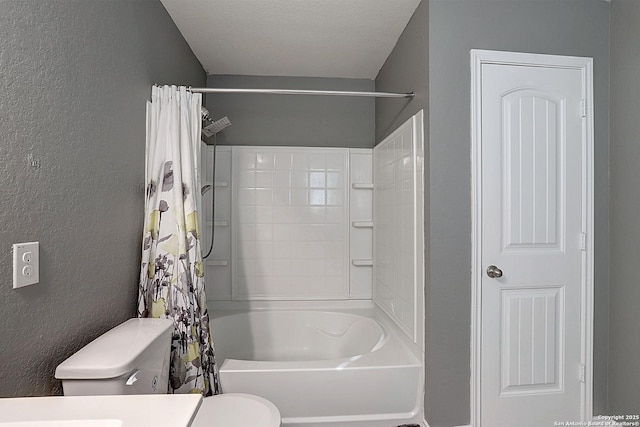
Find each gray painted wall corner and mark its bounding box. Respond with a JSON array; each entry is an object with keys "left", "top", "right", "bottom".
[
  {"left": 375, "top": 0, "right": 428, "bottom": 144},
  {"left": 0, "top": 0, "right": 205, "bottom": 397}
]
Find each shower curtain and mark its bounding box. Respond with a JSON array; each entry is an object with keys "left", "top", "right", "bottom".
[{"left": 137, "top": 85, "right": 220, "bottom": 395}]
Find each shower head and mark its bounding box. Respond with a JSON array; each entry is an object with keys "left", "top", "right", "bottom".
[
  {"left": 202, "top": 116, "right": 231, "bottom": 138},
  {"left": 201, "top": 106, "right": 231, "bottom": 138}
]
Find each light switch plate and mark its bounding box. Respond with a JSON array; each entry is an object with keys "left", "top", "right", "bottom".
[{"left": 13, "top": 242, "right": 39, "bottom": 289}]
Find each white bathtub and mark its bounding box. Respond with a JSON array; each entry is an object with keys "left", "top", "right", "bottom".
[{"left": 211, "top": 308, "right": 423, "bottom": 427}]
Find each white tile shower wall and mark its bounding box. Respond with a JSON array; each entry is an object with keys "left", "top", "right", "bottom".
[
  {"left": 373, "top": 111, "right": 425, "bottom": 348},
  {"left": 232, "top": 147, "right": 350, "bottom": 300},
  {"left": 202, "top": 146, "right": 232, "bottom": 300},
  {"left": 349, "top": 149, "right": 373, "bottom": 299}
]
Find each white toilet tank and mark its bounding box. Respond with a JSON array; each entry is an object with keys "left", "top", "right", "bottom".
[{"left": 55, "top": 318, "right": 174, "bottom": 396}]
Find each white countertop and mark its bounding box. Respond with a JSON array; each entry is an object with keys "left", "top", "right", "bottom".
[{"left": 0, "top": 394, "right": 202, "bottom": 427}]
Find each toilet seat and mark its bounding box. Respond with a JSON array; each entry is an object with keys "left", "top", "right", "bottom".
[{"left": 191, "top": 393, "right": 281, "bottom": 427}]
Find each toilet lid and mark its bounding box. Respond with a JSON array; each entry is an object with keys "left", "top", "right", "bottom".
[{"left": 191, "top": 393, "right": 281, "bottom": 427}]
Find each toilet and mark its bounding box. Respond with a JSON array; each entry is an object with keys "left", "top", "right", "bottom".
[{"left": 55, "top": 318, "right": 281, "bottom": 427}]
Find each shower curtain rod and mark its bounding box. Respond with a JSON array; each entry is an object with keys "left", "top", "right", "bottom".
[{"left": 188, "top": 87, "right": 414, "bottom": 98}]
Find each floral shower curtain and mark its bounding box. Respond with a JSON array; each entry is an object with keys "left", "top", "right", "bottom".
[{"left": 138, "top": 85, "right": 220, "bottom": 395}]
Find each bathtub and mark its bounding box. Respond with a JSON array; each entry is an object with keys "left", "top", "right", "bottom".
[{"left": 211, "top": 307, "right": 423, "bottom": 427}]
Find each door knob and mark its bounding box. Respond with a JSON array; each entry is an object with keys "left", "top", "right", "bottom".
[{"left": 486, "top": 265, "right": 503, "bottom": 278}]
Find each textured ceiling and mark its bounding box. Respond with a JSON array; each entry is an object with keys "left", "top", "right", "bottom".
[{"left": 160, "top": 0, "right": 421, "bottom": 79}]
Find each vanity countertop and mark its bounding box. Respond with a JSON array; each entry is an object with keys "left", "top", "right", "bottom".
[{"left": 0, "top": 394, "right": 203, "bottom": 427}]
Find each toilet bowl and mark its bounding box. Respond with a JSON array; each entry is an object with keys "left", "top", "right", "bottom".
[
  {"left": 192, "top": 393, "right": 280, "bottom": 427},
  {"left": 55, "top": 318, "right": 281, "bottom": 427}
]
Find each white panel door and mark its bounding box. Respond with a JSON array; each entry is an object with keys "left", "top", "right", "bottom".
[{"left": 480, "top": 61, "right": 586, "bottom": 425}]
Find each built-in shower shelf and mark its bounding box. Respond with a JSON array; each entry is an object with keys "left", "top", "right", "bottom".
[
  {"left": 351, "top": 259, "right": 373, "bottom": 267},
  {"left": 204, "top": 181, "right": 229, "bottom": 188},
  {"left": 352, "top": 221, "right": 373, "bottom": 228},
  {"left": 351, "top": 183, "right": 374, "bottom": 189},
  {"left": 206, "top": 220, "right": 229, "bottom": 227},
  {"left": 206, "top": 259, "right": 229, "bottom": 266}
]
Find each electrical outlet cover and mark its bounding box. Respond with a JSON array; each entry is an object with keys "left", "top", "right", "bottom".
[{"left": 13, "top": 242, "right": 39, "bottom": 289}]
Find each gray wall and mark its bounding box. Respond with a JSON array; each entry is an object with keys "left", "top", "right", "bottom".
[
  {"left": 380, "top": 1, "right": 611, "bottom": 424},
  {"left": 374, "top": 0, "right": 430, "bottom": 422},
  {"left": 426, "top": 1, "right": 610, "bottom": 425},
  {"left": 0, "top": 0, "right": 205, "bottom": 396},
  {"left": 609, "top": 0, "right": 640, "bottom": 414},
  {"left": 206, "top": 75, "right": 375, "bottom": 148}
]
